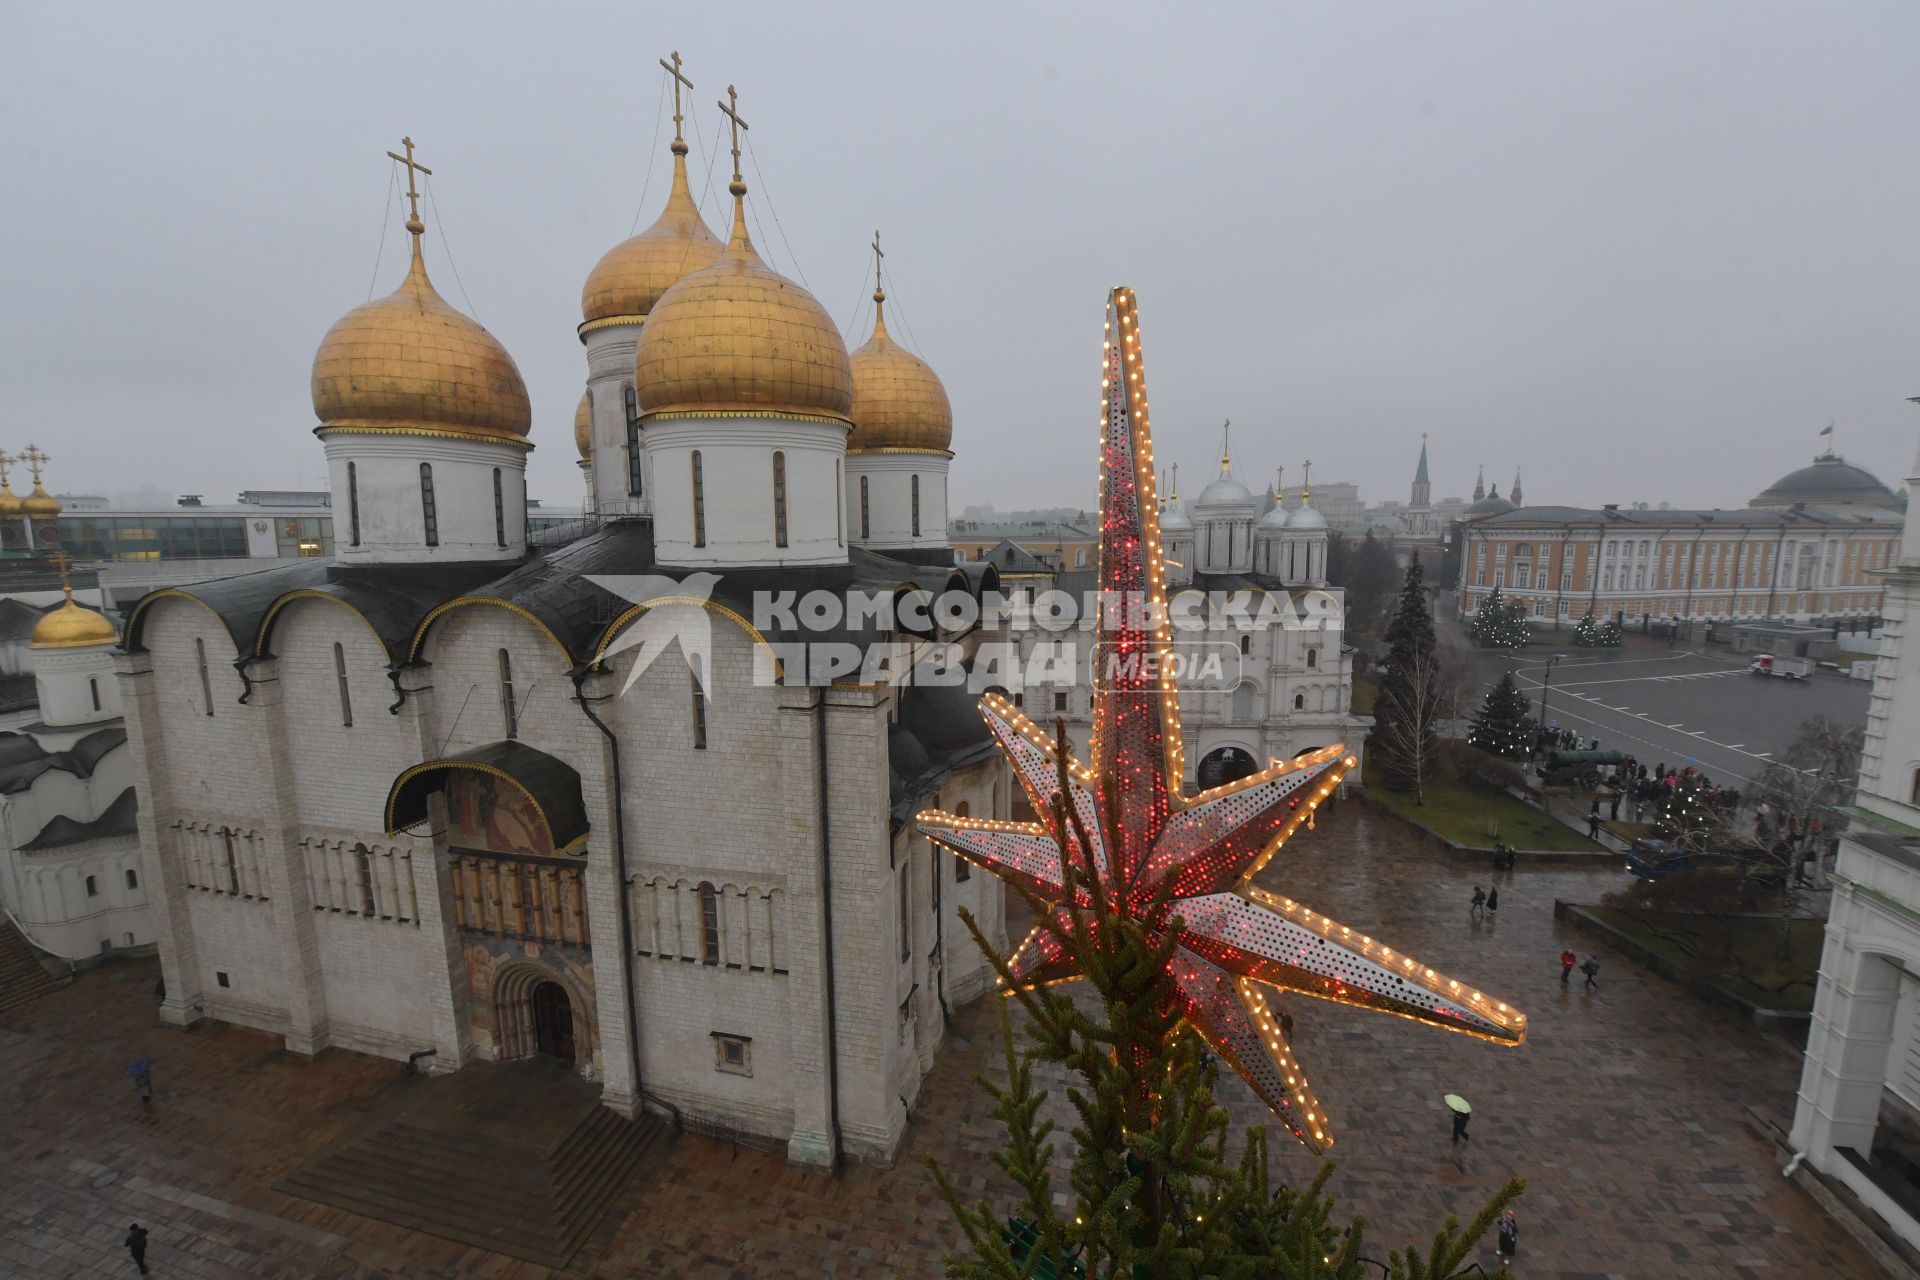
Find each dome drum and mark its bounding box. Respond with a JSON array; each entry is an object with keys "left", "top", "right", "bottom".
[
  {"left": 324, "top": 434, "right": 527, "bottom": 566},
  {"left": 844, "top": 449, "right": 949, "bottom": 549},
  {"left": 645, "top": 417, "right": 850, "bottom": 569}
]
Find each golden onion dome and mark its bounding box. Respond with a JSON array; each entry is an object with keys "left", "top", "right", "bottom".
[
  {"left": 632, "top": 189, "right": 852, "bottom": 424},
  {"left": 32, "top": 587, "right": 116, "bottom": 650},
  {"left": 311, "top": 231, "right": 532, "bottom": 444},
  {"left": 848, "top": 288, "right": 952, "bottom": 453},
  {"left": 21, "top": 484, "right": 61, "bottom": 518},
  {"left": 580, "top": 142, "right": 723, "bottom": 332},
  {"left": 574, "top": 390, "right": 592, "bottom": 460},
  {"left": 0, "top": 479, "right": 25, "bottom": 517}
]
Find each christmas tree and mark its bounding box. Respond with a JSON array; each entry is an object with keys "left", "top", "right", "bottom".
[
  {"left": 1660, "top": 769, "right": 1723, "bottom": 852},
  {"left": 1468, "top": 587, "right": 1528, "bottom": 649},
  {"left": 1596, "top": 614, "right": 1623, "bottom": 646},
  {"left": 1369, "top": 560, "right": 1448, "bottom": 798},
  {"left": 1573, "top": 610, "right": 1622, "bottom": 647},
  {"left": 1468, "top": 672, "right": 1534, "bottom": 759}
]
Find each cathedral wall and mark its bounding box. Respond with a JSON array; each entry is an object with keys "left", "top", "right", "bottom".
[
  {"left": 141, "top": 603, "right": 264, "bottom": 822},
  {"left": 324, "top": 435, "right": 527, "bottom": 564},
  {"left": 183, "top": 889, "right": 292, "bottom": 1029},
  {"left": 271, "top": 602, "right": 422, "bottom": 833},
  {"left": 844, "top": 454, "right": 950, "bottom": 549},
  {"left": 424, "top": 608, "right": 589, "bottom": 772},
  {"left": 584, "top": 326, "right": 644, "bottom": 519},
  {"left": 8, "top": 836, "right": 148, "bottom": 960},
  {"left": 32, "top": 644, "right": 121, "bottom": 727},
  {"left": 303, "top": 837, "right": 443, "bottom": 1059}
]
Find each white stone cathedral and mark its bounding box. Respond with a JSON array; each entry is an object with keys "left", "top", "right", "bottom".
[{"left": 118, "top": 88, "right": 1005, "bottom": 1169}]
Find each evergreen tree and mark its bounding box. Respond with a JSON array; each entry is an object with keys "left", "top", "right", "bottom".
[
  {"left": 1596, "top": 614, "right": 1623, "bottom": 646},
  {"left": 1659, "top": 770, "right": 1723, "bottom": 853},
  {"left": 1467, "top": 672, "right": 1534, "bottom": 759},
  {"left": 934, "top": 726, "right": 1524, "bottom": 1279},
  {"left": 1468, "top": 587, "right": 1519, "bottom": 648},
  {"left": 1572, "top": 609, "right": 1602, "bottom": 646},
  {"left": 1368, "top": 560, "right": 1451, "bottom": 799}
]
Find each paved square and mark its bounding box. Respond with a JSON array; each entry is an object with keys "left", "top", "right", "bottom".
[{"left": 0, "top": 804, "right": 1877, "bottom": 1277}]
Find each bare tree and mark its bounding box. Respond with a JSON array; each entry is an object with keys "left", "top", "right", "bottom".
[
  {"left": 1744, "top": 716, "right": 1862, "bottom": 956},
  {"left": 1370, "top": 643, "right": 1469, "bottom": 805}
]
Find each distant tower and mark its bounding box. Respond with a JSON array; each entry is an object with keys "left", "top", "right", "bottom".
[
  {"left": 1473, "top": 465, "right": 1486, "bottom": 502},
  {"left": 1510, "top": 469, "right": 1524, "bottom": 507},
  {"left": 1410, "top": 435, "right": 1432, "bottom": 509}
]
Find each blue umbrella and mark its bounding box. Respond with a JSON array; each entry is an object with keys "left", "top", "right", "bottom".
[{"left": 124, "top": 1058, "right": 151, "bottom": 1077}]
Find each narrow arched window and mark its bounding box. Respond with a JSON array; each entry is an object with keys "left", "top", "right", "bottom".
[
  {"left": 1294, "top": 692, "right": 1305, "bottom": 710},
  {"left": 1239, "top": 634, "right": 1251, "bottom": 656},
  {"left": 493, "top": 468, "right": 506, "bottom": 548},
  {"left": 691, "top": 451, "right": 705, "bottom": 547},
  {"left": 195, "top": 637, "right": 214, "bottom": 716},
  {"left": 860, "top": 475, "right": 871, "bottom": 540},
  {"left": 419, "top": 463, "right": 439, "bottom": 546},
  {"left": 1306, "top": 648, "right": 1317, "bottom": 669},
  {"left": 347, "top": 461, "right": 361, "bottom": 546},
  {"left": 911, "top": 474, "right": 921, "bottom": 537},
  {"left": 898, "top": 868, "right": 912, "bottom": 963},
  {"left": 354, "top": 844, "right": 376, "bottom": 915},
  {"left": 624, "top": 385, "right": 643, "bottom": 496},
  {"left": 221, "top": 827, "right": 240, "bottom": 893},
  {"left": 333, "top": 642, "right": 352, "bottom": 727},
  {"left": 772, "top": 451, "right": 789, "bottom": 548},
  {"left": 691, "top": 670, "right": 708, "bottom": 749},
  {"left": 89, "top": 677, "right": 101, "bottom": 712},
  {"left": 834, "top": 459, "right": 843, "bottom": 544},
  {"left": 699, "top": 882, "right": 720, "bottom": 964},
  {"left": 499, "top": 648, "right": 517, "bottom": 739}
]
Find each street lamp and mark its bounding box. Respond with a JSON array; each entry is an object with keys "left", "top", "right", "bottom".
[{"left": 1536, "top": 653, "right": 1562, "bottom": 753}]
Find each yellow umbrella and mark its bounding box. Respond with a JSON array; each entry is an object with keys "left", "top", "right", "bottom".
[{"left": 1443, "top": 1094, "right": 1472, "bottom": 1114}]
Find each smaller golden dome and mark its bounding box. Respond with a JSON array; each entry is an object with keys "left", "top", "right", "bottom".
[
  {"left": 580, "top": 144, "right": 724, "bottom": 330},
  {"left": 32, "top": 588, "right": 116, "bottom": 650},
  {"left": 574, "top": 390, "right": 593, "bottom": 460},
  {"left": 848, "top": 290, "right": 952, "bottom": 453},
  {"left": 312, "top": 234, "right": 532, "bottom": 444},
  {"left": 633, "top": 194, "right": 853, "bottom": 424},
  {"left": 21, "top": 484, "right": 61, "bottom": 518},
  {"left": 0, "top": 480, "right": 22, "bottom": 517}
]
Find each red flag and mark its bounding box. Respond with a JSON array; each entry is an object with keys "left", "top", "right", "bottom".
[{"left": 1819, "top": 424, "right": 1834, "bottom": 436}]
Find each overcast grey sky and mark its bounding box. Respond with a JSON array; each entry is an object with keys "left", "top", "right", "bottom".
[{"left": 4, "top": 2, "right": 1917, "bottom": 516}]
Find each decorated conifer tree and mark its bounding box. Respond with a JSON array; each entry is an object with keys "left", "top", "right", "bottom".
[
  {"left": 1572, "top": 609, "right": 1602, "bottom": 646},
  {"left": 1468, "top": 672, "right": 1534, "bottom": 759},
  {"left": 1469, "top": 586, "right": 1527, "bottom": 648},
  {"left": 1596, "top": 614, "right": 1623, "bottom": 646},
  {"left": 1660, "top": 770, "right": 1723, "bottom": 852}
]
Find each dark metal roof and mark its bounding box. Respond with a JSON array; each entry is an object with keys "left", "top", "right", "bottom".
[
  {"left": 385, "top": 740, "right": 589, "bottom": 853},
  {"left": 888, "top": 679, "right": 998, "bottom": 823},
  {"left": 22, "top": 787, "right": 137, "bottom": 850},
  {"left": 0, "top": 726, "right": 127, "bottom": 794}
]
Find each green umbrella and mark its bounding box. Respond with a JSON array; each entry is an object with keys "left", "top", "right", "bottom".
[{"left": 1443, "top": 1094, "right": 1471, "bottom": 1114}]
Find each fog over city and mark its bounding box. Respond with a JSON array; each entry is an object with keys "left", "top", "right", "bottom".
[{"left": 5, "top": 2, "right": 1917, "bottom": 513}]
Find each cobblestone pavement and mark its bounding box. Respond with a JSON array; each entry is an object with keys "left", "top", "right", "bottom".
[{"left": 0, "top": 803, "right": 1878, "bottom": 1278}]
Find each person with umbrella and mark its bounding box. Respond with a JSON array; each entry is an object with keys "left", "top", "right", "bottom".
[
  {"left": 1446, "top": 1093, "right": 1471, "bottom": 1145},
  {"left": 126, "top": 1058, "right": 153, "bottom": 1105}
]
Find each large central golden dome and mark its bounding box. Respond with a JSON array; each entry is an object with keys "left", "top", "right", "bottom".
[
  {"left": 632, "top": 193, "right": 852, "bottom": 424},
  {"left": 311, "top": 233, "right": 532, "bottom": 444},
  {"left": 848, "top": 288, "right": 951, "bottom": 453},
  {"left": 580, "top": 142, "right": 723, "bottom": 332}
]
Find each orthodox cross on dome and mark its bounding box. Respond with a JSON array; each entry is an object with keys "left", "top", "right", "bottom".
[
  {"left": 20, "top": 444, "right": 49, "bottom": 485},
  {"left": 718, "top": 84, "right": 749, "bottom": 189},
  {"left": 0, "top": 449, "right": 13, "bottom": 489},
  {"left": 659, "top": 51, "right": 693, "bottom": 146},
  {"left": 916, "top": 286, "right": 1525, "bottom": 1152},
  {"left": 1302, "top": 458, "right": 1312, "bottom": 504},
  {"left": 871, "top": 228, "right": 886, "bottom": 306},
  {"left": 1219, "top": 418, "right": 1232, "bottom": 472},
  {"left": 385, "top": 136, "right": 433, "bottom": 234},
  {"left": 1274, "top": 465, "right": 1285, "bottom": 507},
  {"left": 48, "top": 550, "right": 73, "bottom": 591}
]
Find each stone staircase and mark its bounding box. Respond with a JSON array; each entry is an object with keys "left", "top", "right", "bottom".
[
  {"left": 0, "top": 916, "right": 61, "bottom": 1014},
  {"left": 277, "top": 1057, "right": 669, "bottom": 1268}
]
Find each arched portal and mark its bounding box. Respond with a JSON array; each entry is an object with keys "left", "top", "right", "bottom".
[
  {"left": 531, "top": 982, "right": 575, "bottom": 1061},
  {"left": 1197, "top": 746, "right": 1260, "bottom": 791}
]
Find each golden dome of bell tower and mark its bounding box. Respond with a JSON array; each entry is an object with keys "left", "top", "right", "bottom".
[{"left": 848, "top": 236, "right": 952, "bottom": 454}]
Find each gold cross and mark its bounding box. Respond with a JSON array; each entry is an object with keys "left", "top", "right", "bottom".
[
  {"left": 872, "top": 229, "right": 885, "bottom": 302},
  {"left": 1220, "top": 419, "right": 1231, "bottom": 469},
  {"left": 659, "top": 51, "right": 693, "bottom": 144},
  {"left": 1302, "top": 458, "right": 1312, "bottom": 501},
  {"left": 0, "top": 450, "right": 13, "bottom": 488},
  {"left": 718, "top": 84, "right": 749, "bottom": 184},
  {"left": 48, "top": 550, "right": 73, "bottom": 592},
  {"left": 385, "top": 136, "right": 433, "bottom": 230},
  {"left": 20, "top": 444, "right": 48, "bottom": 485}
]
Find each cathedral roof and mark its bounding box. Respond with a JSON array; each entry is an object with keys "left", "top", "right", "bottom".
[
  {"left": 1194, "top": 469, "right": 1256, "bottom": 510},
  {"left": 387, "top": 741, "right": 589, "bottom": 852},
  {"left": 311, "top": 222, "right": 532, "bottom": 446},
  {"left": 847, "top": 287, "right": 952, "bottom": 453},
  {"left": 1162, "top": 502, "right": 1195, "bottom": 532},
  {"left": 0, "top": 725, "right": 125, "bottom": 794},
  {"left": 21, "top": 786, "right": 137, "bottom": 851},
  {"left": 632, "top": 185, "right": 852, "bottom": 425},
  {"left": 1284, "top": 502, "right": 1328, "bottom": 532},
  {"left": 579, "top": 141, "right": 724, "bottom": 330},
  {"left": 888, "top": 678, "right": 998, "bottom": 824}
]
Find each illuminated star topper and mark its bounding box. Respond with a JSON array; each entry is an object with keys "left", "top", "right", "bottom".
[{"left": 917, "top": 287, "right": 1524, "bottom": 1152}]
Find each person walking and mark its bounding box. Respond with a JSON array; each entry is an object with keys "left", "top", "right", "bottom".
[
  {"left": 1486, "top": 886, "right": 1500, "bottom": 920},
  {"left": 1451, "top": 1107, "right": 1471, "bottom": 1145},
  {"left": 1608, "top": 787, "right": 1622, "bottom": 821},
  {"left": 1581, "top": 957, "right": 1600, "bottom": 991},
  {"left": 1560, "top": 949, "right": 1576, "bottom": 985},
  {"left": 1496, "top": 1209, "right": 1518, "bottom": 1268},
  {"left": 125, "top": 1223, "right": 149, "bottom": 1275},
  {"left": 1471, "top": 886, "right": 1486, "bottom": 921},
  {"left": 127, "top": 1060, "right": 153, "bottom": 1105},
  {"left": 1279, "top": 1009, "right": 1294, "bottom": 1043},
  {"left": 1587, "top": 804, "right": 1602, "bottom": 840}
]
